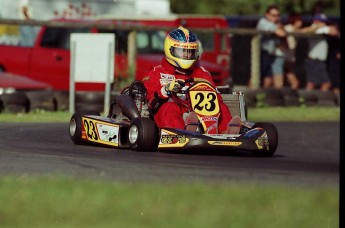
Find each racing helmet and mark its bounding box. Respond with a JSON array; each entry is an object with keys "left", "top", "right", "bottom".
[{"left": 164, "top": 26, "right": 199, "bottom": 70}]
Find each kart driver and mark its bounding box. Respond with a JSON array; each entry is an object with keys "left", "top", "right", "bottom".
[{"left": 142, "top": 26, "right": 241, "bottom": 134}]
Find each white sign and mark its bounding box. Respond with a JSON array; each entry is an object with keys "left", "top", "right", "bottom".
[
  {"left": 69, "top": 33, "right": 115, "bottom": 114},
  {"left": 71, "top": 33, "right": 114, "bottom": 83}
]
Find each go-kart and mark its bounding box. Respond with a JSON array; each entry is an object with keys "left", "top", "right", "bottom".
[{"left": 69, "top": 80, "right": 278, "bottom": 156}]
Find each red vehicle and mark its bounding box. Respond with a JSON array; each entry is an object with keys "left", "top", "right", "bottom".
[{"left": 0, "top": 15, "right": 231, "bottom": 92}]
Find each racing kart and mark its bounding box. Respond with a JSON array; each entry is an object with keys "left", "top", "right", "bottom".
[{"left": 69, "top": 80, "right": 278, "bottom": 156}]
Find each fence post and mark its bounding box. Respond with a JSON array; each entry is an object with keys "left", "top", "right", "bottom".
[
  {"left": 249, "top": 34, "right": 260, "bottom": 89},
  {"left": 127, "top": 30, "right": 137, "bottom": 83}
]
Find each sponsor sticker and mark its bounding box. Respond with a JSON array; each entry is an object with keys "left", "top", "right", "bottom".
[
  {"left": 159, "top": 73, "right": 175, "bottom": 86},
  {"left": 201, "top": 116, "right": 219, "bottom": 121},
  {"left": 173, "top": 44, "right": 198, "bottom": 48},
  {"left": 208, "top": 141, "right": 242, "bottom": 146},
  {"left": 158, "top": 130, "right": 189, "bottom": 148},
  {"left": 255, "top": 136, "right": 269, "bottom": 150},
  {"left": 82, "top": 117, "right": 119, "bottom": 146},
  {"left": 161, "top": 135, "right": 187, "bottom": 144}
]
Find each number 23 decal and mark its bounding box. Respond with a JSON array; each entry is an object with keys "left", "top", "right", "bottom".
[
  {"left": 83, "top": 119, "right": 99, "bottom": 141},
  {"left": 190, "top": 91, "right": 220, "bottom": 116}
]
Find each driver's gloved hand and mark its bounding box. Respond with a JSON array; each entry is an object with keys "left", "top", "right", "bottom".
[{"left": 165, "top": 78, "right": 185, "bottom": 93}]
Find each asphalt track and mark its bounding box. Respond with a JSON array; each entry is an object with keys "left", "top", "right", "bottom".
[{"left": 0, "top": 122, "right": 339, "bottom": 187}]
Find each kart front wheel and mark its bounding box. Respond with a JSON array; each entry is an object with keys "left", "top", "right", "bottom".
[
  {"left": 69, "top": 111, "right": 100, "bottom": 145},
  {"left": 252, "top": 122, "right": 278, "bottom": 157},
  {"left": 128, "top": 117, "right": 158, "bottom": 151}
]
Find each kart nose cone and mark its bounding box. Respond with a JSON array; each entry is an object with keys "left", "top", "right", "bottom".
[{"left": 129, "top": 125, "right": 139, "bottom": 144}]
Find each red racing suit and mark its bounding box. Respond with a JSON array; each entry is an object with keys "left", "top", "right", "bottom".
[{"left": 142, "top": 58, "right": 233, "bottom": 133}]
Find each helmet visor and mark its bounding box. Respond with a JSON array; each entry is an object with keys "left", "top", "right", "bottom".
[{"left": 170, "top": 47, "right": 198, "bottom": 60}]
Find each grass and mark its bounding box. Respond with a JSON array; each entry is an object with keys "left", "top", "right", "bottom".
[
  {"left": 0, "top": 176, "right": 339, "bottom": 228},
  {"left": 247, "top": 106, "right": 340, "bottom": 122},
  {"left": 0, "top": 110, "right": 71, "bottom": 123},
  {"left": 0, "top": 106, "right": 340, "bottom": 122}
]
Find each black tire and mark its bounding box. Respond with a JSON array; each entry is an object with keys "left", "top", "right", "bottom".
[
  {"left": 263, "top": 88, "right": 285, "bottom": 107},
  {"left": 244, "top": 89, "right": 260, "bottom": 108},
  {"left": 75, "top": 103, "right": 104, "bottom": 113},
  {"left": 282, "top": 88, "right": 299, "bottom": 106},
  {"left": 75, "top": 92, "right": 104, "bottom": 104},
  {"left": 26, "top": 90, "right": 56, "bottom": 111},
  {"left": 128, "top": 117, "right": 158, "bottom": 151},
  {"left": 75, "top": 92, "right": 106, "bottom": 113},
  {"left": 252, "top": 122, "right": 278, "bottom": 157},
  {"left": 69, "top": 110, "right": 100, "bottom": 145},
  {"left": 315, "top": 91, "right": 337, "bottom": 107},
  {"left": 1, "top": 92, "right": 29, "bottom": 106},
  {"left": 4, "top": 104, "right": 28, "bottom": 113},
  {"left": 298, "top": 89, "right": 318, "bottom": 106},
  {"left": 0, "top": 92, "right": 30, "bottom": 113},
  {"left": 54, "top": 91, "right": 69, "bottom": 111}
]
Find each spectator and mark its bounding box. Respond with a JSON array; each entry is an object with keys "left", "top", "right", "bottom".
[
  {"left": 18, "top": 0, "right": 36, "bottom": 46},
  {"left": 19, "top": 0, "right": 32, "bottom": 20},
  {"left": 283, "top": 13, "right": 319, "bottom": 90},
  {"left": 304, "top": 13, "right": 339, "bottom": 91},
  {"left": 256, "top": 5, "right": 286, "bottom": 89},
  {"left": 283, "top": 13, "right": 302, "bottom": 90}
]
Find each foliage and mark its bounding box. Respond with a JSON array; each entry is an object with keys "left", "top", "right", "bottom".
[{"left": 170, "top": 0, "right": 340, "bottom": 16}]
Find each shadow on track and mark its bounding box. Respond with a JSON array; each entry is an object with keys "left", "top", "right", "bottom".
[{"left": 159, "top": 149, "right": 285, "bottom": 158}]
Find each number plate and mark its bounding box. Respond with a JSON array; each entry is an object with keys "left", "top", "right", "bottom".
[
  {"left": 189, "top": 83, "right": 220, "bottom": 116},
  {"left": 82, "top": 117, "right": 119, "bottom": 146}
]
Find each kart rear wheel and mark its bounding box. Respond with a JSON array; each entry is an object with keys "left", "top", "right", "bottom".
[
  {"left": 252, "top": 122, "right": 278, "bottom": 157},
  {"left": 69, "top": 111, "right": 100, "bottom": 145},
  {"left": 128, "top": 117, "right": 158, "bottom": 151}
]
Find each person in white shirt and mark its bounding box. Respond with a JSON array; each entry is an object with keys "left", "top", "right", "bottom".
[
  {"left": 18, "top": 0, "right": 36, "bottom": 46},
  {"left": 256, "top": 5, "right": 286, "bottom": 89},
  {"left": 18, "top": 0, "right": 33, "bottom": 19},
  {"left": 305, "top": 13, "right": 339, "bottom": 91}
]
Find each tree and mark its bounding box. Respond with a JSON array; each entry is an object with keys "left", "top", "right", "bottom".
[{"left": 169, "top": 0, "right": 340, "bottom": 16}]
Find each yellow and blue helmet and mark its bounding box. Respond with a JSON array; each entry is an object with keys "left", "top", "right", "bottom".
[{"left": 164, "top": 26, "right": 199, "bottom": 70}]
